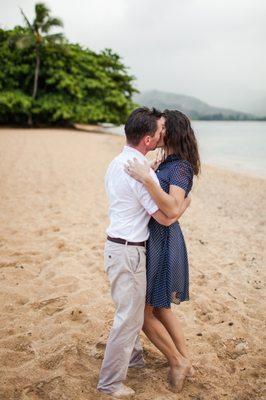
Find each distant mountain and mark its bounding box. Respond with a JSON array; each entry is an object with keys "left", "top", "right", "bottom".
[
  {"left": 227, "top": 89, "right": 266, "bottom": 117},
  {"left": 241, "top": 97, "right": 266, "bottom": 117},
  {"left": 134, "top": 90, "right": 265, "bottom": 121}
]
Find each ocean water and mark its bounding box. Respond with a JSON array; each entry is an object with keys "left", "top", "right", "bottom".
[{"left": 108, "top": 121, "right": 266, "bottom": 178}]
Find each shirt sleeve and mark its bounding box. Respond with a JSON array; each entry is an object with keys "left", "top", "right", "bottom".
[
  {"left": 169, "top": 161, "right": 193, "bottom": 196},
  {"left": 128, "top": 169, "right": 159, "bottom": 215}
]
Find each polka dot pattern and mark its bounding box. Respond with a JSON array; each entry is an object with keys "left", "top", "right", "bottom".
[{"left": 146, "top": 155, "right": 193, "bottom": 308}]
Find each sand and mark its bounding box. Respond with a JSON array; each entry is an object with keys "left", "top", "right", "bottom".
[{"left": 0, "top": 128, "right": 265, "bottom": 400}]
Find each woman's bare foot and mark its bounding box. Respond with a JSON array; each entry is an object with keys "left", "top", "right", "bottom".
[
  {"left": 167, "top": 358, "right": 191, "bottom": 392},
  {"left": 187, "top": 365, "right": 196, "bottom": 378}
]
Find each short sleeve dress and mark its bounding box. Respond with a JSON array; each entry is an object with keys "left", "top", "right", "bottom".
[{"left": 146, "top": 154, "right": 193, "bottom": 308}]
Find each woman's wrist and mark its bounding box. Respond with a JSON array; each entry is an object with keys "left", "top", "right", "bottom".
[{"left": 142, "top": 174, "right": 153, "bottom": 186}]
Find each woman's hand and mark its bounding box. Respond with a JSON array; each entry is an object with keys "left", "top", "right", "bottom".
[
  {"left": 150, "top": 158, "right": 162, "bottom": 171},
  {"left": 124, "top": 158, "right": 152, "bottom": 184}
]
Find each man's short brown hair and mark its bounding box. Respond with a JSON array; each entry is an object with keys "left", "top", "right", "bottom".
[{"left": 125, "top": 107, "right": 163, "bottom": 146}]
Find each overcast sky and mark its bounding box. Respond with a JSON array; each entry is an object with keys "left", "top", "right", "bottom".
[{"left": 1, "top": 0, "right": 266, "bottom": 111}]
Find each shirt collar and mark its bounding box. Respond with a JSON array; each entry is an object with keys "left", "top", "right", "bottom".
[{"left": 123, "top": 145, "right": 147, "bottom": 160}]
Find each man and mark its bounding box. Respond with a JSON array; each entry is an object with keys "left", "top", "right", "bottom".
[{"left": 97, "top": 107, "right": 184, "bottom": 398}]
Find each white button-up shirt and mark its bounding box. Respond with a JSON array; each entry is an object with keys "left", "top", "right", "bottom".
[{"left": 105, "top": 145, "right": 160, "bottom": 242}]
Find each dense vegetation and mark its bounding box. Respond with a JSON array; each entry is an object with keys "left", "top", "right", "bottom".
[{"left": 0, "top": 3, "right": 137, "bottom": 126}]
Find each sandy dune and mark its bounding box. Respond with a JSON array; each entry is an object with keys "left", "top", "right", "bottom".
[{"left": 0, "top": 128, "right": 265, "bottom": 400}]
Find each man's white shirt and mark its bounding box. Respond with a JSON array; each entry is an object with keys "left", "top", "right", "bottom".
[{"left": 105, "top": 145, "right": 160, "bottom": 242}]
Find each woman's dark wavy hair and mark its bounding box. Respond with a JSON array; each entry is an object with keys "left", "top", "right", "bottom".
[{"left": 163, "top": 109, "right": 201, "bottom": 176}]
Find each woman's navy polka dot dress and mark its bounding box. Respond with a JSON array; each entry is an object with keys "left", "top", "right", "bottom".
[{"left": 146, "top": 154, "right": 193, "bottom": 308}]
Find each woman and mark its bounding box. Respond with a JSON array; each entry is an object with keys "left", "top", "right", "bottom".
[{"left": 125, "top": 109, "right": 201, "bottom": 392}]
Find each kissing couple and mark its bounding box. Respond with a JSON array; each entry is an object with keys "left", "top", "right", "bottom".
[{"left": 97, "top": 107, "right": 201, "bottom": 397}]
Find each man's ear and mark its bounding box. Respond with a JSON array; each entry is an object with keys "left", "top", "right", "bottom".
[{"left": 143, "top": 135, "right": 151, "bottom": 146}]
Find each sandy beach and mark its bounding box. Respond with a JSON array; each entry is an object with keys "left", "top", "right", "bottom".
[{"left": 0, "top": 128, "right": 265, "bottom": 400}]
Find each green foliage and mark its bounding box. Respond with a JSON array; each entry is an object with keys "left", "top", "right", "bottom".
[
  {"left": 19, "top": 2, "right": 64, "bottom": 45},
  {"left": 0, "top": 90, "right": 32, "bottom": 124},
  {"left": 0, "top": 25, "right": 137, "bottom": 125}
]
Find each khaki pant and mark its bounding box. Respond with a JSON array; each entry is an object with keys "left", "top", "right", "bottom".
[{"left": 97, "top": 240, "right": 147, "bottom": 393}]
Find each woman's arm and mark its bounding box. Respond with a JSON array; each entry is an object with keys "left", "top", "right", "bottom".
[
  {"left": 125, "top": 158, "right": 187, "bottom": 219},
  {"left": 144, "top": 176, "right": 186, "bottom": 218},
  {"left": 152, "top": 194, "right": 191, "bottom": 226},
  {"left": 152, "top": 196, "right": 191, "bottom": 226}
]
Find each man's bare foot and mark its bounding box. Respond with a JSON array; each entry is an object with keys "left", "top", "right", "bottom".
[
  {"left": 167, "top": 358, "right": 191, "bottom": 392},
  {"left": 99, "top": 384, "right": 135, "bottom": 398}
]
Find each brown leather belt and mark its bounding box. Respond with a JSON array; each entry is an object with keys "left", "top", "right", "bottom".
[{"left": 107, "top": 235, "right": 146, "bottom": 247}]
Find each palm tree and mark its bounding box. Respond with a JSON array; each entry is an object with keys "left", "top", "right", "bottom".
[{"left": 15, "top": 2, "right": 64, "bottom": 125}]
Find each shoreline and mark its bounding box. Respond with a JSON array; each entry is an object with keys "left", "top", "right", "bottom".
[
  {"left": 1, "top": 126, "right": 265, "bottom": 179},
  {"left": 201, "top": 162, "right": 266, "bottom": 180}
]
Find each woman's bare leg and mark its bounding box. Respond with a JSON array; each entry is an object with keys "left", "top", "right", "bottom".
[
  {"left": 143, "top": 305, "right": 191, "bottom": 391},
  {"left": 153, "top": 307, "right": 195, "bottom": 376}
]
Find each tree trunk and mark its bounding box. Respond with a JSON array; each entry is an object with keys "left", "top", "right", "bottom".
[
  {"left": 28, "top": 47, "right": 40, "bottom": 126},
  {"left": 33, "top": 47, "right": 40, "bottom": 99}
]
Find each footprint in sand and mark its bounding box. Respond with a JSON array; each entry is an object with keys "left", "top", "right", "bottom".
[
  {"left": 38, "top": 351, "right": 64, "bottom": 370},
  {"left": 31, "top": 296, "right": 68, "bottom": 316},
  {"left": 68, "top": 306, "right": 88, "bottom": 323},
  {"left": 195, "top": 272, "right": 208, "bottom": 286},
  {"left": 206, "top": 333, "right": 248, "bottom": 360},
  {"left": 0, "top": 262, "right": 22, "bottom": 269},
  {"left": 22, "top": 376, "right": 65, "bottom": 399},
  {"left": 0, "top": 335, "right": 35, "bottom": 368},
  {"left": 0, "top": 334, "right": 33, "bottom": 353},
  {"left": 223, "top": 338, "right": 248, "bottom": 359},
  {"left": 0, "top": 348, "right": 35, "bottom": 368},
  {"left": 195, "top": 303, "right": 214, "bottom": 322},
  {"left": 89, "top": 340, "right": 106, "bottom": 359}
]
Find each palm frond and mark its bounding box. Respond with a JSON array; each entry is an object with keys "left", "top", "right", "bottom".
[
  {"left": 41, "top": 17, "right": 63, "bottom": 33},
  {"left": 20, "top": 8, "right": 34, "bottom": 32},
  {"left": 35, "top": 2, "right": 50, "bottom": 23},
  {"left": 44, "top": 33, "right": 65, "bottom": 44}
]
